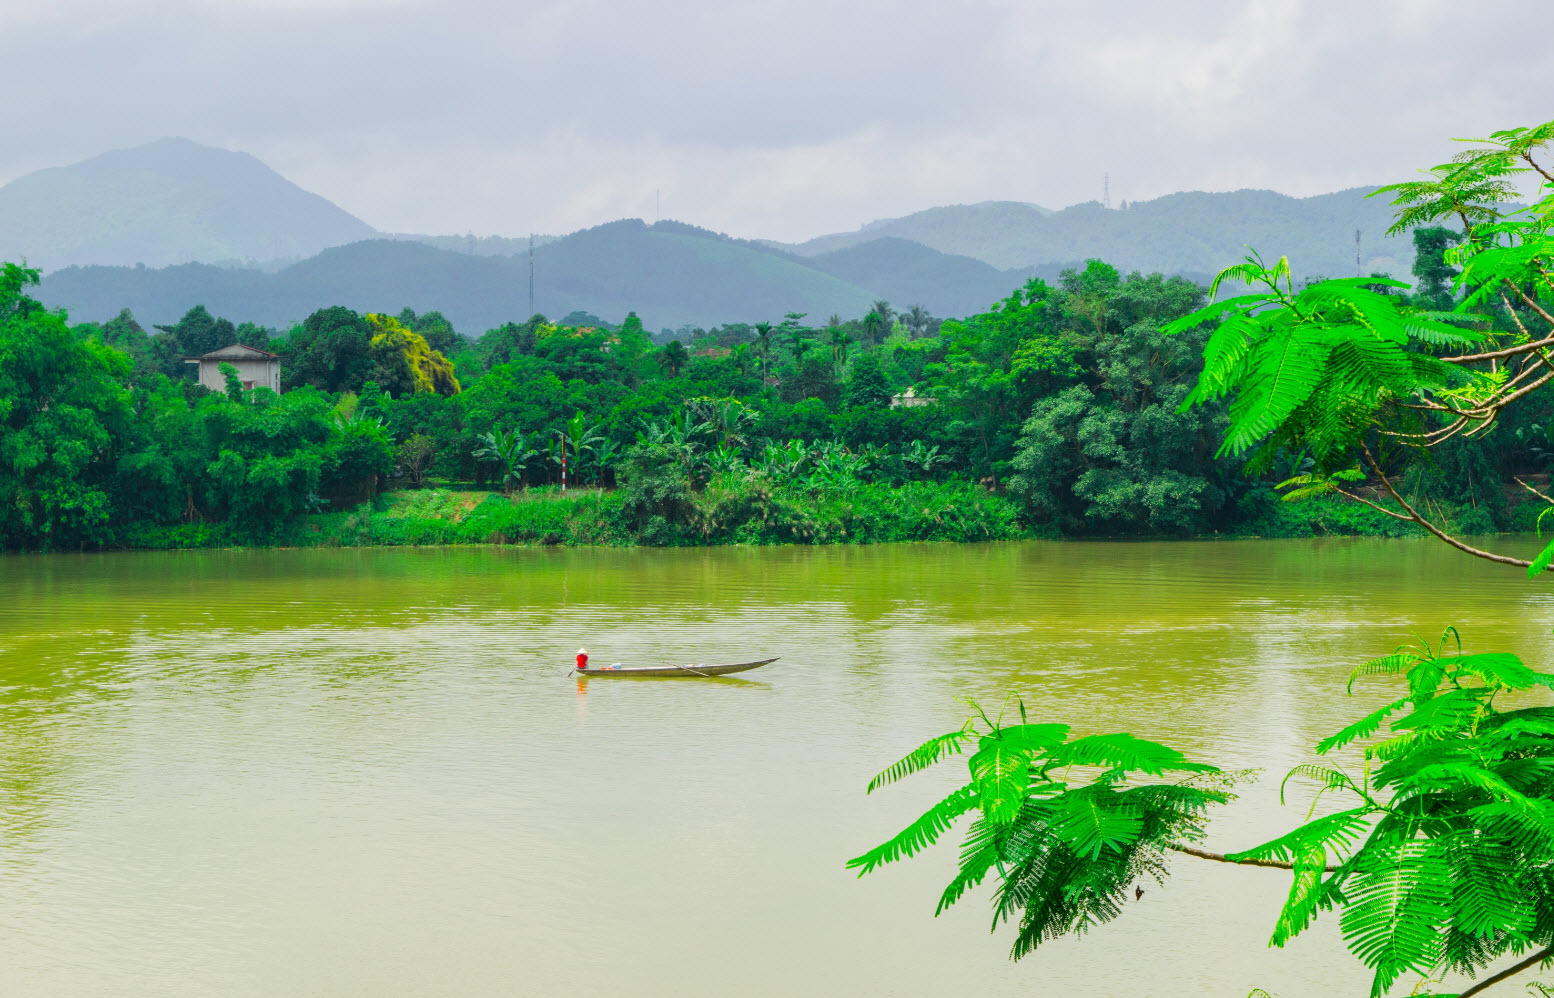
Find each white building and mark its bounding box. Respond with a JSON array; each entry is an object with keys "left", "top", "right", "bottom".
[{"left": 186, "top": 344, "right": 281, "bottom": 393}]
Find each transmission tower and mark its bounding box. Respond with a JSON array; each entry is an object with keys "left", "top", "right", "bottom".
[
  {"left": 1355, "top": 229, "right": 1362, "bottom": 276},
  {"left": 1104, "top": 173, "right": 1111, "bottom": 210},
  {"left": 528, "top": 233, "right": 535, "bottom": 318}
]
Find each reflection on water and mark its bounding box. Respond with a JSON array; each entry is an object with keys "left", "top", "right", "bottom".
[{"left": 0, "top": 538, "right": 1550, "bottom": 996}]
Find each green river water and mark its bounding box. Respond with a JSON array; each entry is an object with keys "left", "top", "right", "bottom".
[{"left": 1, "top": 538, "right": 1551, "bottom": 997}]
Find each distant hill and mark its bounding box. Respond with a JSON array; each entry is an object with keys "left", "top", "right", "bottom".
[
  {"left": 788, "top": 201, "right": 1054, "bottom": 261},
  {"left": 806, "top": 238, "right": 1038, "bottom": 317},
  {"left": 37, "top": 221, "right": 881, "bottom": 333},
  {"left": 10, "top": 138, "right": 1428, "bottom": 327},
  {"left": 0, "top": 138, "right": 378, "bottom": 271},
  {"left": 786, "top": 188, "right": 1413, "bottom": 280}
]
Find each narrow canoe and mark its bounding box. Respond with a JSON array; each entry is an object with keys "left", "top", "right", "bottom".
[{"left": 577, "top": 657, "right": 778, "bottom": 678}]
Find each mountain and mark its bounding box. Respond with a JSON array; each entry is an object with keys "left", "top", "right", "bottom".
[
  {"left": 788, "top": 201, "right": 1054, "bottom": 260},
  {"left": 0, "top": 138, "right": 377, "bottom": 271},
  {"left": 37, "top": 220, "right": 880, "bottom": 333},
  {"left": 786, "top": 188, "right": 1413, "bottom": 280},
  {"left": 806, "top": 237, "right": 1039, "bottom": 317}
]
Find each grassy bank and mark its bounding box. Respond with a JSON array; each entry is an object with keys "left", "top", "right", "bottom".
[
  {"left": 103, "top": 478, "right": 1540, "bottom": 552},
  {"left": 118, "top": 479, "right": 1024, "bottom": 549}
]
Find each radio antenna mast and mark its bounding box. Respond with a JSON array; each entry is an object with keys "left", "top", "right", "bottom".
[
  {"left": 528, "top": 233, "right": 535, "bottom": 318},
  {"left": 1103, "top": 173, "right": 1111, "bottom": 210}
]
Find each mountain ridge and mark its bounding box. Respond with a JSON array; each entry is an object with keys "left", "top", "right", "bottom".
[{"left": 0, "top": 138, "right": 378, "bottom": 271}]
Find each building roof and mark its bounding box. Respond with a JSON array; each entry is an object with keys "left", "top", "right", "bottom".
[{"left": 186, "top": 343, "right": 279, "bottom": 361}]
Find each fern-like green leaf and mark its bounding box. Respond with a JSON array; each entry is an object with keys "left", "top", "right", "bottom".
[
  {"left": 937, "top": 815, "right": 1004, "bottom": 914},
  {"left": 969, "top": 739, "right": 1035, "bottom": 825},
  {"left": 847, "top": 785, "right": 978, "bottom": 875},
  {"left": 1226, "top": 807, "right": 1373, "bottom": 867},
  {"left": 1048, "top": 787, "right": 1145, "bottom": 860},
  {"left": 866, "top": 729, "right": 973, "bottom": 793},
  {"left": 1318, "top": 698, "right": 1412, "bottom": 755},
  {"left": 1340, "top": 838, "right": 1453, "bottom": 998},
  {"left": 1048, "top": 732, "right": 1217, "bottom": 776}
]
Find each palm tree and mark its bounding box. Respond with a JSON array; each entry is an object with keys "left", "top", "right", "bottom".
[
  {"left": 903, "top": 304, "right": 931, "bottom": 339},
  {"left": 829, "top": 327, "right": 855, "bottom": 375},
  {"left": 753, "top": 321, "right": 774, "bottom": 380},
  {"left": 787, "top": 327, "right": 807, "bottom": 361},
  {"left": 871, "top": 300, "right": 895, "bottom": 334},
  {"left": 861, "top": 311, "right": 884, "bottom": 344},
  {"left": 659, "top": 339, "right": 688, "bottom": 377}
]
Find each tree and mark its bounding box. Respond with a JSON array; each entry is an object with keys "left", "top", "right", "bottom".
[
  {"left": 396, "top": 307, "right": 463, "bottom": 356},
  {"left": 659, "top": 339, "right": 688, "bottom": 377},
  {"left": 0, "top": 262, "right": 132, "bottom": 548},
  {"left": 280, "top": 306, "right": 376, "bottom": 394},
  {"left": 397, "top": 434, "right": 438, "bottom": 488},
  {"left": 861, "top": 311, "right": 885, "bottom": 344},
  {"left": 842, "top": 351, "right": 893, "bottom": 408},
  {"left": 902, "top": 304, "right": 932, "bottom": 339},
  {"left": 754, "top": 321, "right": 775, "bottom": 380},
  {"left": 853, "top": 117, "right": 1554, "bottom": 998},
  {"left": 829, "top": 326, "right": 855, "bottom": 375},
  {"left": 1411, "top": 226, "right": 1464, "bottom": 311},
  {"left": 365, "top": 313, "right": 461, "bottom": 397},
  {"left": 871, "top": 299, "right": 895, "bottom": 334}
]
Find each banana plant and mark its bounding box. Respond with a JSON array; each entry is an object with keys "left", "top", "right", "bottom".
[
  {"left": 706, "top": 442, "right": 746, "bottom": 477},
  {"left": 471, "top": 426, "right": 537, "bottom": 494},
  {"left": 755, "top": 439, "right": 809, "bottom": 479},
  {"left": 902, "top": 440, "right": 944, "bottom": 479},
  {"left": 556, "top": 413, "right": 605, "bottom": 491}
]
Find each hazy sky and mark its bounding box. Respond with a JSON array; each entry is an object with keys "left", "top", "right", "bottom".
[{"left": 2, "top": 0, "right": 1549, "bottom": 241}]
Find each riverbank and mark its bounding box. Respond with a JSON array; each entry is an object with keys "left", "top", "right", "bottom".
[{"left": 99, "top": 479, "right": 1541, "bottom": 551}]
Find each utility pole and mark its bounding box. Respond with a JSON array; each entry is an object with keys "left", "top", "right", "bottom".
[
  {"left": 1104, "top": 173, "right": 1111, "bottom": 210},
  {"left": 528, "top": 233, "right": 535, "bottom": 319},
  {"left": 1355, "top": 229, "right": 1362, "bottom": 276}
]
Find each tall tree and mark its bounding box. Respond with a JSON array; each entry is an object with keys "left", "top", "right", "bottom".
[{"left": 1411, "top": 225, "right": 1464, "bottom": 311}]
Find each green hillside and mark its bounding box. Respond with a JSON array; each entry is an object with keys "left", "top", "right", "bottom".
[{"left": 0, "top": 138, "right": 377, "bottom": 271}]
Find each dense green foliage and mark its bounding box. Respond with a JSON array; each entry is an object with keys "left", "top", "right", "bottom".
[
  {"left": 3, "top": 250, "right": 1547, "bottom": 551},
  {"left": 5, "top": 129, "right": 1552, "bottom": 552},
  {"left": 850, "top": 118, "right": 1554, "bottom": 998}
]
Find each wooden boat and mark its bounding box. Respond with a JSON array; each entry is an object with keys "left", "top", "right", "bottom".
[{"left": 577, "top": 657, "right": 778, "bottom": 678}]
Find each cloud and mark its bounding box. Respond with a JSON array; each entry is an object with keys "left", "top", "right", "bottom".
[{"left": 0, "top": 0, "right": 1549, "bottom": 240}]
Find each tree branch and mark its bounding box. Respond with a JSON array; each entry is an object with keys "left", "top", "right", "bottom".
[
  {"left": 1167, "top": 843, "right": 1340, "bottom": 873},
  {"left": 1358, "top": 445, "right": 1532, "bottom": 568},
  {"left": 1522, "top": 152, "right": 1554, "bottom": 187},
  {"left": 1458, "top": 945, "right": 1554, "bottom": 998},
  {"left": 1444, "top": 334, "right": 1554, "bottom": 364},
  {"left": 1333, "top": 487, "right": 1415, "bottom": 521},
  {"left": 1517, "top": 476, "right": 1554, "bottom": 506}
]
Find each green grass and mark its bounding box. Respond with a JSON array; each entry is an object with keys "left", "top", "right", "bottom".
[{"left": 107, "top": 480, "right": 1539, "bottom": 551}]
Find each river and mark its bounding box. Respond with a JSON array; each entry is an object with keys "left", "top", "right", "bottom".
[{"left": 0, "top": 538, "right": 1550, "bottom": 996}]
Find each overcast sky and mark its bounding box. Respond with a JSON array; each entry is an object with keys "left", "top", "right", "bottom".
[{"left": 1, "top": 0, "right": 1549, "bottom": 241}]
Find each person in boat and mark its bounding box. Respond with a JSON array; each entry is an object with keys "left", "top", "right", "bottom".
[{"left": 575, "top": 648, "right": 615, "bottom": 672}]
